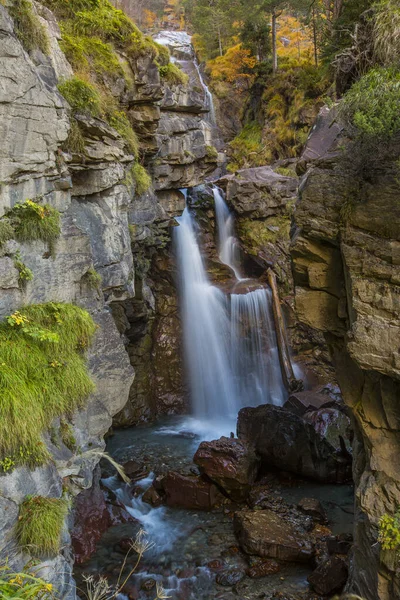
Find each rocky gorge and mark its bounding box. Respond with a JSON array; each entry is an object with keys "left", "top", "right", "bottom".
[{"left": 0, "top": 2, "right": 399, "bottom": 600}]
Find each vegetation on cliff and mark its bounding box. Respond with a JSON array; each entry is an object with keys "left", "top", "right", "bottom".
[
  {"left": 0, "top": 303, "right": 96, "bottom": 472},
  {"left": 16, "top": 496, "right": 69, "bottom": 557},
  {"left": 0, "top": 567, "right": 55, "bottom": 599}
]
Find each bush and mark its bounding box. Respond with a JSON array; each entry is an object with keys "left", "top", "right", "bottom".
[
  {"left": 159, "top": 63, "right": 189, "bottom": 86},
  {"left": 16, "top": 496, "right": 69, "bottom": 557},
  {"left": 0, "top": 302, "right": 96, "bottom": 468},
  {"left": 132, "top": 163, "right": 151, "bottom": 196},
  {"left": 340, "top": 67, "right": 400, "bottom": 137},
  {"left": 379, "top": 510, "right": 400, "bottom": 552},
  {"left": 9, "top": 0, "right": 49, "bottom": 55},
  {"left": 6, "top": 199, "right": 61, "bottom": 256},
  {"left": 58, "top": 76, "right": 102, "bottom": 117}
]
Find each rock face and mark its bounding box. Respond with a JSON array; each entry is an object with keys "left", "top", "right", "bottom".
[
  {"left": 193, "top": 437, "right": 260, "bottom": 502},
  {"left": 0, "top": 1, "right": 217, "bottom": 595},
  {"left": 291, "top": 105, "right": 400, "bottom": 600},
  {"left": 237, "top": 404, "right": 352, "bottom": 483},
  {"left": 234, "top": 510, "right": 314, "bottom": 563}
]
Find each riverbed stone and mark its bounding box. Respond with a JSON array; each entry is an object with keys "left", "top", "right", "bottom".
[
  {"left": 193, "top": 437, "right": 260, "bottom": 502},
  {"left": 234, "top": 510, "right": 315, "bottom": 563},
  {"left": 308, "top": 555, "right": 348, "bottom": 595},
  {"left": 161, "top": 471, "right": 221, "bottom": 510}
]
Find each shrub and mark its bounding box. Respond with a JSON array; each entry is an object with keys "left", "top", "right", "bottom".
[
  {"left": 0, "top": 220, "right": 15, "bottom": 246},
  {"left": 159, "top": 63, "right": 189, "bottom": 86},
  {"left": 16, "top": 496, "right": 69, "bottom": 557},
  {"left": 58, "top": 76, "right": 102, "bottom": 117},
  {"left": 379, "top": 510, "right": 400, "bottom": 551},
  {"left": 0, "top": 302, "right": 96, "bottom": 467},
  {"left": 6, "top": 199, "right": 61, "bottom": 256},
  {"left": 0, "top": 567, "right": 54, "bottom": 599},
  {"left": 132, "top": 163, "right": 151, "bottom": 196},
  {"left": 340, "top": 68, "right": 400, "bottom": 138},
  {"left": 9, "top": 0, "right": 49, "bottom": 55}
]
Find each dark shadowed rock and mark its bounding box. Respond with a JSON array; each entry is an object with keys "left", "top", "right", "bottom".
[
  {"left": 234, "top": 510, "right": 314, "bottom": 563},
  {"left": 193, "top": 437, "right": 259, "bottom": 502},
  {"left": 142, "top": 485, "right": 163, "bottom": 507},
  {"left": 247, "top": 558, "right": 281, "bottom": 578},
  {"left": 237, "top": 404, "right": 352, "bottom": 483},
  {"left": 215, "top": 569, "right": 245, "bottom": 586},
  {"left": 303, "top": 407, "right": 352, "bottom": 453},
  {"left": 284, "top": 389, "right": 332, "bottom": 416},
  {"left": 297, "top": 498, "right": 327, "bottom": 523},
  {"left": 308, "top": 555, "right": 348, "bottom": 595},
  {"left": 160, "top": 471, "right": 221, "bottom": 510}
]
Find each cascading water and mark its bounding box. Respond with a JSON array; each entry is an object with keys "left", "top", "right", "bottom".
[{"left": 174, "top": 189, "right": 285, "bottom": 432}]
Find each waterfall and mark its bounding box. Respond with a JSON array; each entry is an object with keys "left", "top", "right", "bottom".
[
  {"left": 194, "top": 61, "right": 216, "bottom": 127},
  {"left": 213, "top": 187, "right": 243, "bottom": 279},
  {"left": 174, "top": 191, "right": 286, "bottom": 431}
]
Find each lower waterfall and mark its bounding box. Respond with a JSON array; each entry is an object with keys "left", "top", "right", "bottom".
[{"left": 174, "top": 190, "right": 285, "bottom": 432}]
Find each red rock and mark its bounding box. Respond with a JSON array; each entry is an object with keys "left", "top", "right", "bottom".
[
  {"left": 161, "top": 471, "right": 221, "bottom": 510},
  {"left": 142, "top": 485, "right": 163, "bottom": 507},
  {"left": 193, "top": 437, "right": 259, "bottom": 502},
  {"left": 234, "top": 509, "right": 315, "bottom": 563}
]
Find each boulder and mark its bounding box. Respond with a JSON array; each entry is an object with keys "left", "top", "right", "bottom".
[
  {"left": 303, "top": 407, "right": 352, "bottom": 453},
  {"left": 308, "top": 555, "right": 348, "bottom": 595},
  {"left": 193, "top": 437, "right": 259, "bottom": 502},
  {"left": 234, "top": 510, "right": 314, "bottom": 563},
  {"left": 297, "top": 498, "right": 327, "bottom": 523},
  {"left": 160, "top": 471, "right": 221, "bottom": 510},
  {"left": 283, "top": 389, "right": 333, "bottom": 416},
  {"left": 237, "top": 404, "right": 352, "bottom": 483}
]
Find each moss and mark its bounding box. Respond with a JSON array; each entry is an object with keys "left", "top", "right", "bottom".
[
  {"left": 84, "top": 267, "right": 102, "bottom": 290},
  {"left": 159, "top": 62, "right": 189, "bottom": 86},
  {"left": 6, "top": 199, "right": 61, "bottom": 256},
  {"left": 60, "top": 30, "right": 124, "bottom": 79},
  {"left": 0, "top": 220, "right": 15, "bottom": 246},
  {"left": 60, "top": 420, "right": 77, "bottom": 451},
  {"left": 205, "top": 145, "right": 218, "bottom": 160},
  {"left": 131, "top": 163, "right": 152, "bottom": 196},
  {"left": 16, "top": 496, "right": 69, "bottom": 557},
  {"left": 340, "top": 67, "right": 400, "bottom": 138},
  {"left": 9, "top": 0, "right": 49, "bottom": 55},
  {"left": 63, "top": 118, "right": 86, "bottom": 154},
  {"left": 0, "top": 302, "right": 96, "bottom": 467},
  {"left": 237, "top": 216, "right": 291, "bottom": 254},
  {"left": 154, "top": 41, "right": 170, "bottom": 66},
  {"left": 275, "top": 166, "right": 293, "bottom": 177},
  {"left": 107, "top": 109, "right": 139, "bottom": 156},
  {"left": 58, "top": 76, "right": 102, "bottom": 117}
]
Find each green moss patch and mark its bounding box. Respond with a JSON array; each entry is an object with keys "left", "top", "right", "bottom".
[
  {"left": 58, "top": 76, "right": 102, "bottom": 117},
  {"left": 0, "top": 302, "right": 96, "bottom": 469},
  {"left": 16, "top": 496, "right": 69, "bottom": 557},
  {"left": 6, "top": 199, "right": 61, "bottom": 256},
  {"left": 159, "top": 63, "right": 189, "bottom": 86},
  {"left": 9, "top": 0, "right": 49, "bottom": 55},
  {"left": 237, "top": 216, "right": 291, "bottom": 255},
  {"left": 131, "top": 163, "right": 151, "bottom": 195}
]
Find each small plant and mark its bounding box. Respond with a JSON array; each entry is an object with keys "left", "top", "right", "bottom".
[
  {"left": 6, "top": 199, "right": 61, "bottom": 256},
  {"left": 0, "top": 566, "right": 54, "bottom": 599},
  {"left": 158, "top": 63, "right": 188, "bottom": 86},
  {"left": 14, "top": 251, "right": 33, "bottom": 287},
  {"left": 0, "top": 220, "right": 15, "bottom": 246},
  {"left": 63, "top": 118, "right": 86, "bottom": 154},
  {"left": 58, "top": 76, "right": 102, "bottom": 117},
  {"left": 84, "top": 267, "right": 102, "bottom": 291},
  {"left": 60, "top": 420, "right": 77, "bottom": 452},
  {"left": 9, "top": 0, "right": 49, "bottom": 55},
  {"left": 16, "top": 496, "right": 69, "bottom": 557},
  {"left": 379, "top": 509, "right": 400, "bottom": 552},
  {"left": 131, "top": 163, "right": 152, "bottom": 196},
  {"left": 107, "top": 109, "right": 138, "bottom": 156},
  {"left": 205, "top": 145, "right": 218, "bottom": 161},
  {"left": 275, "top": 166, "right": 293, "bottom": 177},
  {"left": 0, "top": 456, "right": 15, "bottom": 473}
]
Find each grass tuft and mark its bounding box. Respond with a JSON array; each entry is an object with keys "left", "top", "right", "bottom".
[
  {"left": 84, "top": 267, "right": 102, "bottom": 290},
  {"left": 9, "top": 0, "right": 49, "bottom": 55},
  {"left": 131, "top": 163, "right": 151, "bottom": 196},
  {"left": 6, "top": 199, "right": 61, "bottom": 256},
  {"left": 63, "top": 118, "right": 86, "bottom": 154},
  {"left": 16, "top": 496, "right": 69, "bottom": 557},
  {"left": 0, "top": 221, "right": 15, "bottom": 246},
  {"left": 58, "top": 76, "right": 102, "bottom": 117},
  {"left": 158, "top": 63, "right": 189, "bottom": 86},
  {"left": 0, "top": 302, "right": 96, "bottom": 468}
]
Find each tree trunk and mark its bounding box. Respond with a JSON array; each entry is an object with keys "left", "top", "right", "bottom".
[
  {"left": 312, "top": 7, "right": 318, "bottom": 67},
  {"left": 267, "top": 269, "right": 303, "bottom": 393},
  {"left": 217, "top": 24, "right": 223, "bottom": 56},
  {"left": 271, "top": 9, "right": 278, "bottom": 73}
]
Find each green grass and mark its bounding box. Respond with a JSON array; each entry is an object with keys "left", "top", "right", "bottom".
[
  {"left": 9, "top": 0, "right": 49, "bottom": 55},
  {"left": 60, "top": 30, "right": 124, "bottom": 78},
  {"left": 63, "top": 118, "right": 86, "bottom": 154},
  {"left": 14, "top": 252, "right": 33, "bottom": 287},
  {"left": 0, "top": 302, "right": 96, "bottom": 468},
  {"left": 0, "top": 567, "right": 55, "bottom": 598},
  {"left": 132, "top": 163, "right": 151, "bottom": 195},
  {"left": 6, "top": 199, "right": 61, "bottom": 256},
  {"left": 84, "top": 267, "right": 102, "bottom": 290},
  {"left": 159, "top": 63, "right": 189, "bottom": 86},
  {"left": 237, "top": 216, "right": 291, "bottom": 254},
  {"left": 0, "top": 220, "right": 15, "bottom": 246},
  {"left": 107, "top": 109, "right": 139, "bottom": 156},
  {"left": 16, "top": 496, "right": 69, "bottom": 557},
  {"left": 58, "top": 76, "right": 102, "bottom": 117},
  {"left": 205, "top": 145, "right": 218, "bottom": 160},
  {"left": 340, "top": 67, "right": 400, "bottom": 137}
]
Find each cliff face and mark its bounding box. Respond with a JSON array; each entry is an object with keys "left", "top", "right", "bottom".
[
  {"left": 292, "top": 107, "right": 400, "bottom": 600},
  {"left": 0, "top": 1, "right": 215, "bottom": 593}
]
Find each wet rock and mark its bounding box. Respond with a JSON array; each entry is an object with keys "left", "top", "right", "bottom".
[
  {"left": 141, "top": 579, "right": 156, "bottom": 591},
  {"left": 308, "top": 555, "right": 348, "bottom": 595},
  {"left": 142, "top": 485, "right": 163, "bottom": 507},
  {"left": 121, "top": 460, "right": 144, "bottom": 479},
  {"left": 303, "top": 407, "right": 352, "bottom": 453},
  {"left": 234, "top": 510, "right": 314, "bottom": 563},
  {"left": 122, "top": 582, "right": 139, "bottom": 600},
  {"left": 237, "top": 405, "right": 352, "bottom": 483},
  {"left": 161, "top": 471, "right": 221, "bottom": 510},
  {"left": 215, "top": 568, "right": 245, "bottom": 587},
  {"left": 193, "top": 437, "right": 259, "bottom": 502},
  {"left": 247, "top": 558, "right": 281, "bottom": 578},
  {"left": 207, "top": 559, "right": 225, "bottom": 571},
  {"left": 284, "top": 390, "right": 332, "bottom": 416},
  {"left": 326, "top": 533, "right": 353, "bottom": 556},
  {"left": 297, "top": 498, "right": 327, "bottom": 523}
]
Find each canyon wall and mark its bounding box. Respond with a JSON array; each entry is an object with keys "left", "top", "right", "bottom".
[{"left": 0, "top": 1, "right": 215, "bottom": 594}]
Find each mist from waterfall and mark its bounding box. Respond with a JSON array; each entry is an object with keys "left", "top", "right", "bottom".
[{"left": 174, "top": 190, "right": 285, "bottom": 431}]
